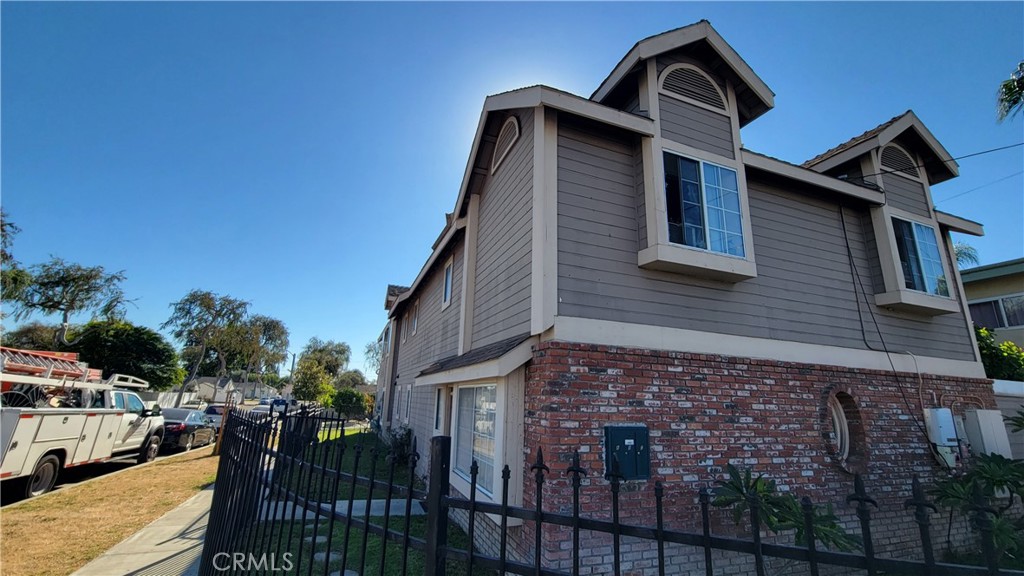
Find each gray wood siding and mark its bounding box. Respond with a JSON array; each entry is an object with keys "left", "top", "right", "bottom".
[
  {"left": 395, "top": 242, "right": 465, "bottom": 389},
  {"left": 472, "top": 108, "right": 534, "bottom": 348},
  {"left": 556, "top": 119, "right": 976, "bottom": 361},
  {"left": 659, "top": 94, "right": 734, "bottom": 159},
  {"left": 882, "top": 173, "right": 931, "bottom": 217}
]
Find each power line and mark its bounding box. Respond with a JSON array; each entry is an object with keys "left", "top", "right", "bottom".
[
  {"left": 934, "top": 170, "right": 1024, "bottom": 205},
  {"left": 858, "top": 142, "right": 1023, "bottom": 180}
]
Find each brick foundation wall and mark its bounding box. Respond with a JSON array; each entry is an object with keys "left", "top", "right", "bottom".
[{"left": 518, "top": 341, "right": 993, "bottom": 574}]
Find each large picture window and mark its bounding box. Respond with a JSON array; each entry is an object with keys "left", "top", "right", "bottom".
[
  {"left": 454, "top": 385, "right": 496, "bottom": 494},
  {"left": 892, "top": 217, "right": 948, "bottom": 296},
  {"left": 664, "top": 151, "right": 744, "bottom": 257}
]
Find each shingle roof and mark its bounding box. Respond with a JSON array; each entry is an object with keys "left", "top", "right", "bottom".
[
  {"left": 418, "top": 333, "right": 531, "bottom": 376},
  {"left": 802, "top": 111, "right": 910, "bottom": 168},
  {"left": 387, "top": 284, "right": 410, "bottom": 298}
]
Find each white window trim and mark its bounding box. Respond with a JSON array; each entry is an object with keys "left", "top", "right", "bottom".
[
  {"left": 639, "top": 142, "right": 757, "bottom": 281},
  {"left": 657, "top": 63, "right": 728, "bottom": 117},
  {"left": 870, "top": 205, "right": 958, "bottom": 315},
  {"left": 411, "top": 300, "right": 419, "bottom": 336},
  {"left": 441, "top": 257, "right": 454, "bottom": 311},
  {"left": 451, "top": 382, "right": 500, "bottom": 498},
  {"left": 968, "top": 293, "right": 1024, "bottom": 329},
  {"left": 400, "top": 315, "right": 406, "bottom": 343},
  {"left": 879, "top": 143, "right": 922, "bottom": 183}
]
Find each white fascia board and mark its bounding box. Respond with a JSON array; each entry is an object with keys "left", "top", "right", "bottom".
[
  {"left": 414, "top": 337, "right": 538, "bottom": 387},
  {"left": 936, "top": 211, "right": 984, "bottom": 237},
  {"left": 805, "top": 137, "right": 882, "bottom": 174},
  {"left": 487, "top": 87, "right": 655, "bottom": 136},
  {"left": 742, "top": 150, "right": 885, "bottom": 204},
  {"left": 879, "top": 112, "right": 958, "bottom": 179},
  {"left": 592, "top": 21, "right": 774, "bottom": 111},
  {"left": 390, "top": 218, "right": 466, "bottom": 316}
]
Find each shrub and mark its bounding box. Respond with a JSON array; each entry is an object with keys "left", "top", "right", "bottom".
[{"left": 975, "top": 326, "right": 1024, "bottom": 381}]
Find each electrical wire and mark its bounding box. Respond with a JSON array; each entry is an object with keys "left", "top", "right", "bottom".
[
  {"left": 857, "top": 142, "right": 1023, "bottom": 181},
  {"left": 933, "top": 170, "right": 1024, "bottom": 205}
]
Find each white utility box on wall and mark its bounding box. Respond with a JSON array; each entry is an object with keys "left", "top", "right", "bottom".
[{"left": 964, "top": 409, "right": 1013, "bottom": 458}]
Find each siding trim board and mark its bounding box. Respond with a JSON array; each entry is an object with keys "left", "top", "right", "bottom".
[{"left": 551, "top": 315, "right": 985, "bottom": 379}]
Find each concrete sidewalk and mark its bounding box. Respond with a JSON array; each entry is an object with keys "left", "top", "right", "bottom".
[{"left": 72, "top": 486, "right": 213, "bottom": 576}]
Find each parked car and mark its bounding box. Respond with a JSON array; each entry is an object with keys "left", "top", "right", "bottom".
[
  {"left": 250, "top": 405, "right": 272, "bottom": 418},
  {"left": 259, "top": 397, "right": 271, "bottom": 406},
  {"left": 271, "top": 398, "right": 289, "bottom": 415},
  {"left": 181, "top": 399, "right": 208, "bottom": 411},
  {"left": 160, "top": 408, "right": 216, "bottom": 451},
  {"left": 204, "top": 404, "right": 227, "bottom": 431}
]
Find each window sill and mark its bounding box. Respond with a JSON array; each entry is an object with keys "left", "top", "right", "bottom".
[
  {"left": 875, "top": 289, "right": 959, "bottom": 316},
  {"left": 638, "top": 243, "right": 756, "bottom": 282}
]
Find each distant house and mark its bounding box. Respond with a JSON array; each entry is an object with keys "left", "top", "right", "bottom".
[
  {"left": 962, "top": 257, "right": 1024, "bottom": 458},
  {"left": 189, "top": 377, "right": 239, "bottom": 404},
  {"left": 962, "top": 257, "right": 1024, "bottom": 347},
  {"left": 374, "top": 20, "right": 996, "bottom": 569}
]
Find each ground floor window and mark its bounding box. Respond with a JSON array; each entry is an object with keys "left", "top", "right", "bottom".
[{"left": 454, "top": 384, "right": 496, "bottom": 493}]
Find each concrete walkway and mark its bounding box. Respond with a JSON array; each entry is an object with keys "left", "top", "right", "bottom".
[
  {"left": 72, "top": 486, "right": 423, "bottom": 575},
  {"left": 72, "top": 486, "right": 212, "bottom": 576}
]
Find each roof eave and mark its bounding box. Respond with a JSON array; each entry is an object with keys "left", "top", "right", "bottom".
[
  {"left": 935, "top": 210, "right": 984, "bottom": 237},
  {"left": 741, "top": 149, "right": 886, "bottom": 205}
]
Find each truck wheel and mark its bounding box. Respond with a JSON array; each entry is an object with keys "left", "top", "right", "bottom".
[
  {"left": 26, "top": 455, "right": 60, "bottom": 498},
  {"left": 184, "top": 434, "right": 194, "bottom": 451},
  {"left": 138, "top": 435, "right": 160, "bottom": 464}
]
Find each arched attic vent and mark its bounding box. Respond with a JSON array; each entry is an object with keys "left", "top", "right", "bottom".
[
  {"left": 660, "top": 64, "right": 727, "bottom": 112},
  {"left": 491, "top": 116, "right": 520, "bottom": 173},
  {"left": 880, "top": 144, "right": 919, "bottom": 179}
]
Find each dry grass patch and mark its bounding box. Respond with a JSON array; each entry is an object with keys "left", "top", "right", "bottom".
[{"left": 1, "top": 447, "right": 218, "bottom": 576}]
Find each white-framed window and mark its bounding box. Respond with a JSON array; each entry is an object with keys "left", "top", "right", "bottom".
[
  {"left": 663, "top": 150, "right": 745, "bottom": 257},
  {"left": 442, "top": 257, "right": 454, "bottom": 310},
  {"left": 401, "top": 314, "right": 406, "bottom": 343},
  {"left": 411, "top": 301, "right": 419, "bottom": 335},
  {"left": 969, "top": 294, "right": 1024, "bottom": 329},
  {"left": 891, "top": 217, "right": 948, "bottom": 297},
  {"left": 453, "top": 384, "right": 497, "bottom": 494}
]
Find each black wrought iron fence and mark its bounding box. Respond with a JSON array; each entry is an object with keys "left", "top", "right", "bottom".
[{"left": 199, "top": 409, "right": 1022, "bottom": 576}]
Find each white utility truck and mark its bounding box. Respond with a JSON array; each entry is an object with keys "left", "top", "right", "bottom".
[{"left": 0, "top": 347, "right": 165, "bottom": 498}]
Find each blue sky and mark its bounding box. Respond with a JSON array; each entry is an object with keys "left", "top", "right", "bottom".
[{"left": 3, "top": 2, "right": 1022, "bottom": 375}]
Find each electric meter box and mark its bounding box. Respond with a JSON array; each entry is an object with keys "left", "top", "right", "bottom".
[
  {"left": 964, "top": 409, "right": 1012, "bottom": 457},
  {"left": 924, "top": 408, "right": 958, "bottom": 447},
  {"left": 604, "top": 425, "right": 649, "bottom": 481}
]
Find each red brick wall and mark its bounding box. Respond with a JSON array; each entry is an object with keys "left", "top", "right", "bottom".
[{"left": 519, "top": 341, "right": 993, "bottom": 573}]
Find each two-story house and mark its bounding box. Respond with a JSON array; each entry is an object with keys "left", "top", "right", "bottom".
[{"left": 374, "top": 21, "right": 993, "bottom": 569}]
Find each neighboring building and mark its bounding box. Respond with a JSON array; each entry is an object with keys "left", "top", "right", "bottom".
[
  {"left": 962, "top": 258, "right": 1024, "bottom": 459},
  {"left": 375, "top": 21, "right": 994, "bottom": 569},
  {"left": 189, "top": 376, "right": 239, "bottom": 404},
  {"left": 962, "top": 257, "right": 1024, "bottom": 347}
]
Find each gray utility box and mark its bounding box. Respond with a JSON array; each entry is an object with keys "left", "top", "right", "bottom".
[{"left": 604, "top": 425, "right": 650, "bottom": 480}]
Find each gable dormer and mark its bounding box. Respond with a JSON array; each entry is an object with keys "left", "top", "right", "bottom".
[
  {"left": 804, "top": 111, "right": 970, "bottom": 316},
  {"left": 594, "top": 22, "right": 774, "bottom": 282}
]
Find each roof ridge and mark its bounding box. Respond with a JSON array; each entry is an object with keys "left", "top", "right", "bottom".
[{"left": 802, "top": 110, "right": 912, "bottom": 168}]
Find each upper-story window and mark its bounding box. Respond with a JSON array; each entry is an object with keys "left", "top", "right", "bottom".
[
  {"left": 969, "top": 294, "right": 1024, "bottom": 330},
  {"left": 442, "top": 257, "right": 454, "bottom": 310},
  {"left": 412, "top": 300, "right": 419, "bottom": 335},
  {"left": 880, "top": 144, "right": 920, "bottom": 180},
  {"left": 664, "top": 151, "right": 744, "bottom": 257},
  {"left": 660, "top": 63, "right": 727, "bottom": 113},
  {"left": 892, "top": 217, "right": 948, "bottom": 296}
]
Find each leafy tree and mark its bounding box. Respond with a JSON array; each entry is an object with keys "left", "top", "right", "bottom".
[
  {"left": 231, "top": 315, "right": 289, "bottom": 392},
  {"left": 7, "top": 257, "right": 129, "bottom": 345},
  {"left": 0, "top": 210, "right": 31, "bottom": 308},
  {"left": 291, "top": 357, "right": 333, "bottom": 405},
  {"left": 332, "top": 387, "right": 373, "bottom": 419},
  {"left": 300, "top": 337, "right": 351, "bottom": 380},
  {"left": 1, "top": 321, "right": 60, "bottom": 350},
  {"left": 65, "top": 320, "right": 185, "bottom": 391},
  {"left": 364, "top": 339, "right": 383, "bottom": 379},
  {"left": 997, "top": 61, "right": 1024, "bottom": 122},
  {"left": 162, "top": 290, "right": 249, "bottom": 406},
  {"left": 334, "top": 369, "right": 369, "bottom": 390},
  {"left": 954, "top": 241, "right": 979, "bottom": 268},
  {"left": 975, "top": 326, "right": 1024, "bottom": 381}
]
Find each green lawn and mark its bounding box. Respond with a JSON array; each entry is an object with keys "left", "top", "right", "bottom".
[{"left": 253, "top": 515, "right": 497, "bottom": 576}]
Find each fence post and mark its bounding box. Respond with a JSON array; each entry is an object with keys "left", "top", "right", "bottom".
[{"left": 425, "top": 436, "right": 451, "bottom": 576}]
